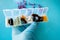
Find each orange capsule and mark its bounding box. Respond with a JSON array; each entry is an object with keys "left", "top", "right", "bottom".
[{"left": 43, "top": 16, "right": 48, "bottom": 22}]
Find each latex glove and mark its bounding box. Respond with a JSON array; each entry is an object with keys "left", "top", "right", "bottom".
[{"left": 12, "top": 22, "right": 39, "bottom": 40}]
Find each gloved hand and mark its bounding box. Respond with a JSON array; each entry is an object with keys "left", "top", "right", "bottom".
[{"left": 12, "top": 22, "right": 39, "bottom": 40}]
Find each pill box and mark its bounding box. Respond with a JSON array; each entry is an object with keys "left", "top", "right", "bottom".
[{"left": 3, "top": 7, "right": 48, "bottom": 27}]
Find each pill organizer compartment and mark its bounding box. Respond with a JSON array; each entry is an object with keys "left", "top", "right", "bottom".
[{"left": 3, "top": 9, "right": 20, "bottom": 27}]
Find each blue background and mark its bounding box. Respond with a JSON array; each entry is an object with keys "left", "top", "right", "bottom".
[{"left": 0, "top": 0, "right": 60, "bottom": 40}]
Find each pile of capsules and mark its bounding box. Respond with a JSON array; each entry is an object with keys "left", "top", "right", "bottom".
[{"left": 3, "top": 7, "right": 48, "bottom": 27}]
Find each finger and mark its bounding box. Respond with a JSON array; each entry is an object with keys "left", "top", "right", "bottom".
[
  {"left": 23, "top": 22, "right": 39, "bottom": 33},
  {"left": 12, "top": 23, "right": 31, "bottom": 35}
]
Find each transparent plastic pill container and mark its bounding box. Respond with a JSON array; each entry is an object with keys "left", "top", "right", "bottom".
[{"left": 3, "top": 7, "right": 48, "bottom": 27}]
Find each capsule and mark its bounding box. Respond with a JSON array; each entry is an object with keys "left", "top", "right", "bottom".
[
  {"left": 8, "top": 18, "right": 13, "bottom": 25},
  {"left": 21, "top": 15, "right": 27, "bottom": 24},
  {"left": 32, "top": 14, "right": 43, "bottom": 22}
]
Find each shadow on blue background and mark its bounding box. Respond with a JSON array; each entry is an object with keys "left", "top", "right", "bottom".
[{"left": 0, "top": 0, "right": 60, "bottom": 40}]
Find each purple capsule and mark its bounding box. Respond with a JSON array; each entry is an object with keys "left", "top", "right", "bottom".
[
  {"left": 18, "top": 5, "right": 26, "bottom": 9},
  {"left": 38, "top": 4, "right": 42, "bottom": 8}
]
